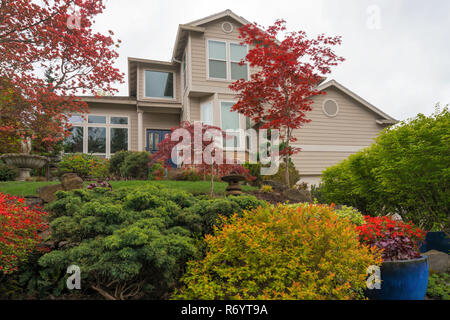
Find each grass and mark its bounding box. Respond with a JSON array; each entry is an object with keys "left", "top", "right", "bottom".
[{"left": 0, "top": 180, "right": 257, "bottom": 197}]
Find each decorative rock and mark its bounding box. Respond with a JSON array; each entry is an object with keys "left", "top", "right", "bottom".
[
  {"left": 37, "top": 184, "right": 63, "bottom": 203},
  {"left": 424, "top": 250, "right": 449, "bottom": 273},
  {"left": 387, "top": 213, "right": 403, "bottom": 221},
  {"left": 263, "top": 180, "right": 288, "bottom": 192},
  {"left": 60, "top": 173, "right": 83, "bottom": 191}
]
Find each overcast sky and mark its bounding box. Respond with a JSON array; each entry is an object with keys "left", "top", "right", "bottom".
[{"left": 92, "top": 0, "right": 450, "bottom": 121}]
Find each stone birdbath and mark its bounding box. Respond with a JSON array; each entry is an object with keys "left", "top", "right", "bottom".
[
  {"left": 221, "top": 174, "right": 246, "bottom": 196},
  {"left": 0, "top": 137, "right": 49, "bottom": 181}
]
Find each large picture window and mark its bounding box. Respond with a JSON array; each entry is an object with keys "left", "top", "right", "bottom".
[
  {"left": 207, "top": 40, "right": 248, "bottom": 81},
  {"left": 145, "top": 70, "right": 174, "bottom": 99},
  {"left": 64, "top": 114, "right": 130, "bottom": 158}
]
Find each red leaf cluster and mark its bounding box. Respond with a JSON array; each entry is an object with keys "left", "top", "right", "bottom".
[
  {"left": 357, "top": 216, "right": 426, "bottom": 262},
  {"left": 0, "top": 193, "right": 49, "bottom": 274}
]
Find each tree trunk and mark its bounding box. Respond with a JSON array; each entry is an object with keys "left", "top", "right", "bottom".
[
  {"left": 210, "top": 163, "right": 214, "bottom": 197},
  {"left": 284, "top": 133, "right": 291, "bottom": 188}
]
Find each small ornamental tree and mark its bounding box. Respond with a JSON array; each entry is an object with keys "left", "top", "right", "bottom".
[
  {"left": 230, "top": 20, "right": 345, "bottom": 186},
  {"left": 0, "top": 0, "right": 124, "bottom": 152},
  {"left": 150, "top": 121, "right": 254, "bottom": 196},
  {"left": 0, "top": 193, "right": 49, "bottom": 274}
]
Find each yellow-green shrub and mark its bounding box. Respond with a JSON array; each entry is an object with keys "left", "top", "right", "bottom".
[
  {"left": 174, "top": 204, "right": 381, "bottom": 300},
  {"left": 260, "top": 184, "right": 273, "bottom": 193}
]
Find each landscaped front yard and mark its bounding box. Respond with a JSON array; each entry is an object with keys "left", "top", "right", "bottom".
[{"left": 0, "top": 180, "right": 257, "bottom": 197}]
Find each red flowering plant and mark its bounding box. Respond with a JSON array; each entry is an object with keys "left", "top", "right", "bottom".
[
  {"left": 0, "top": 193, "right": 49, "bottom": 274},
  {"left": 357, "top": 216, "right": 426, "bottom": 262}
]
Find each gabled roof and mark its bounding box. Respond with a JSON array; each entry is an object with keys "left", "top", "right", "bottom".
[
  {"left": 172, "top": 9, "right": 251, "bottom": 62},
  {"left": 186, "top": 9, "right": 251, "bottom": 27},
  {"left": 317, "top": 80, "right": 397, "bottom": 123}
]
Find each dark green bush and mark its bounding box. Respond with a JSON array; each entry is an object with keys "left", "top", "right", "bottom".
[
  {"left": 40, "top": 185, "right": 199, "bottom": 299},
  {"left": 427, "top": 273, "right": 449, "bottom": 300},
  {"left": 263, "top": 161, "right": 300, "bottom": 186},
  {"left": 118, "top": 151, "right": 150, "bottom": 180},
  {"left": 108, "top": 150, "right": 129, "bottom": 178},
  {"left": 186, "top": 195, "right": 267, "bottom": 234},
  {"left": 243, "top": 162, "right": 262, "bottom": 186},
  {"left": 320, "top": 108, "right": 450, "bottom": 232},
  {"left": 0, "top": 161, "right": 17, "bottom": 181}
]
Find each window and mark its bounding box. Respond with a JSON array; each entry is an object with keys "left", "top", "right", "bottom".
[
  {"left": 207, "top": 40, "right": 248, "bottom": 81},
  {"left": 230, "top": 43, "right": 248, "bottom": 80},
  {"left": 221, "top": 102, "right": 241, "bottom": 148},
  {"left": 208, "top": 40, "right": 227, "bottom": 79},
  {"left": 64, "top": 115, "right": 130, "bottom": 158},
  {"left": 145, "top": 70, "right": 174, "bottom": 99},
  {"left": 110, "top": 128, "right": 128, "bottom": 153},
  {"left": 323, "top": 99, "right": 339, "bottom": 117},
  {"left": 65, "top": 126, "right": 83, "bottom": 153},
  {"left": 201, "top": 102, "right": 213, "bottom": 125}
]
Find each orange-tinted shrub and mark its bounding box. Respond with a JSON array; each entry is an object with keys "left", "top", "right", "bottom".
[{"left": 174, "top": 204, "right": 382, "bottom": 300}]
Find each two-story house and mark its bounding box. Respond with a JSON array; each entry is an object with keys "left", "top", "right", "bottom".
[{"left": 66, "top": 9, "right": 397, "bottom": 186}]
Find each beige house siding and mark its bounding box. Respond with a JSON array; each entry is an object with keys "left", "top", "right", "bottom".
[
  {"left": 189, "top": 17, "right": 251, "bottom": 95},
  {"left": 136, "top": 63, "right": 181, "bottom": 103},
  {"left": 143, "top": 112, "right": 180, "bottom": 131},
  {"left": 291, "top": 87, "right": 386, "bottom": 184}
]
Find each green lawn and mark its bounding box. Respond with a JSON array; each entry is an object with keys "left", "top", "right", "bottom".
[{"left": 0, "top": 180, "right": 257, "bottom": 197}]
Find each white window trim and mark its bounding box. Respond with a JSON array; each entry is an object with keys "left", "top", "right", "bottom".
[
  {"left": 206, "top": 38, "right": 250, "bottom": 82},
  {"left": 322, "top": 98, "right": 339, "bottom": 117},
  {"left": 219, "top": 100, "right": 245, "bottom": 152},
  {"left": 67, "top": 114, "right": 130, "bottom": 158},
  {"left": 143, "top": 69, "right": 177, "bottom": 100}
]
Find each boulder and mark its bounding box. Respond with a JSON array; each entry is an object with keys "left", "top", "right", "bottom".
[
  {"left": 424, "top": 250, "right": 449, "bottom": 273},
  {"left": 282, "top": 189, "right": 312, "bottom": 203},
  {"left": 37, "top": 184, "right": 63, "bottom": 203},
  {"left": 60, "top": 173, "right": 83, "bottom": 191},
  {"left": 263, "top": 180, "right": 288, "bottom": 192}
]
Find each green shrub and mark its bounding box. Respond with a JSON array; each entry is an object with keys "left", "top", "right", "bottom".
[
  {"left": 427, "top": 273, "right": 449, "bottom": 300},
  {"left": 334, "top": 205, "right": 365, "bottom": 226},
  {"left": 40, "top": 185, "right": 200, "bottom": 299},
  {"left": 58, "top": 153, "right": 109, "bottom": 179},
  {"left": 118, "top": 152, "right": 150, "bottom": 180},
  {"left": 185, "top": 195, "right": 267, "bottom": 235},
  {"left": 174, "top": 204, "right": 382, "bottom": 300},
  {"left": 148, "top": 161, "right": 165, "bottom": 180},
  {"left": 260, "top": 184, "right": 273, "bottom": 193},
  {"left": 263, "top": 161, "right": 300, "bottom": 186},
  {"left": 108, "top": 150, "right": 129, "bottom": 178},
  {"left": 243, "top": 162, "right": 262, "bottom": 186},
  {"left": 320, "top": 108, "right": 450, "bottom": 232},
  {"left": 0, "top": 162, "right": 17, "bottom": 181},
  {"left": 174, "top": 168, "right": 204, "bottom": 181}
]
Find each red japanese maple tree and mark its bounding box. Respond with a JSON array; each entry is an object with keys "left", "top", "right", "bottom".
[
  {"left": 0, "top": 0, "right": 123, "bottom": 152},
  {"left": 149, "top": 121, "right": 254, "bottom": 196},
  {"left": 229, "top": 20, "right": 345, "bottom": 187}
]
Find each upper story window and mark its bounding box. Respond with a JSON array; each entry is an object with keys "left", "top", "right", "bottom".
[
  {"left": 145, "top": 70, "right": 174, "bottom": 99},
  {"left": 208, "top": 40, "right": 227, "bottom": 79},
  {"left": 207, "top": 40, "right": 248, "bottom": 81}
]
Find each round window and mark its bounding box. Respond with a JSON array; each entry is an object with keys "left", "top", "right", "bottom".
[
  {"left": 322, "top": 99, "right": 339, "bottom": 117},
  {"left": 221, "top": 22, "right": 234, "bottom": 33}
]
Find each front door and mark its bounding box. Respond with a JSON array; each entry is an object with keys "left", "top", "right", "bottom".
[{"left": 146, "top": 129, "right": 171, "bottom": 154}]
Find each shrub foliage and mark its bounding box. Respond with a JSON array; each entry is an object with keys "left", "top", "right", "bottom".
[
  {"left": 320, "top": 108, "right": 450, "bottom": 232},
  {"left": 58, "top": 153, "right": 109, "bottom": 179},
  {"left": 174, "top": 204, "right": 381, "bottom": 300}
]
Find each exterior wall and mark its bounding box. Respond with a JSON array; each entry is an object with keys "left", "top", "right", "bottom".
[
  {"left": 137, "top": 62, "right": 181, "bottom": 103},
  {"left": 87, "top": 103, "right": 139, "bottom": 151},
  {"left": 189, "top": 17, "right": 256, "bottom": 95},
  {"left": 291, "top": 87, "right": 386, "bottom": 185}
]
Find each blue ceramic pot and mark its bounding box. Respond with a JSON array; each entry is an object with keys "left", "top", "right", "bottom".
[{"left": 366, "top": 256, "right": 429, "bottom": 300}]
